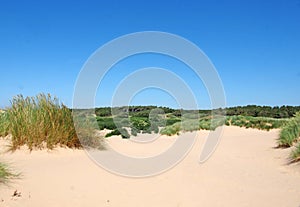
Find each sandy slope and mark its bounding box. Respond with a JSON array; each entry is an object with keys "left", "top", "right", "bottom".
[{"left": 0, "top": 126, "right": 299, "bottom": 207}]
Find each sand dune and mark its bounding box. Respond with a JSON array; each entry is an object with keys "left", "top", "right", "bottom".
[{"left": 0, "top": 126, "right": 300, "bottom": 207}]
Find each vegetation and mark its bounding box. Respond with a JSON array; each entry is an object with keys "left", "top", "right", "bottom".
[
  {"left": 105, "top": 128, "right": 130, "bottom": 139},
  {"left": 0, "top": 162, "right": 19, "bottom": 184},
  {"left": 277, "top": 112, "right": 300, "bottom": 162},
  {"left": 225, "top": 105, "right": 300, "bottom": 118},
  {"left": 1, "top": 94, "right": 299, "bottom": 161},
  {"left": 0, "top": 111, "right": 9, "bottom": 137},
  {"left": 94, "top": 105, "right": 300, "bottom": 120},
  {"left": 278, "top": 112, "right": 300, "bottom": 147},
  {"left": 0, "top": 93, "right": 104, "bottom": 150},
  {"left": 225, "top": 115, "right": 287, "bottom": 131},
  {"left": 291, "top": 143, "right": 300, "bottom": 162},
  {"left": 94, "top": 105, "right": 296, "bottom": 137}
]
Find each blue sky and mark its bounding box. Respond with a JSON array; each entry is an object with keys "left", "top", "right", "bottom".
[{"left": 0, "top": 0, "right": 300, "bottom": 109}]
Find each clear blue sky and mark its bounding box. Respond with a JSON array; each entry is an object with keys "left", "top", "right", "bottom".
[{"left": 1, "top": 0, "right": 300, "bottom": 109}]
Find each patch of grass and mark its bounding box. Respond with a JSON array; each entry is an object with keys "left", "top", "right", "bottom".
[
  {"left": 278, "top": 112, "right": 300, "bottom": 147},
  {"left": 226, "top": 115, "right": 287, "bottom": 131},
  {"left": 0, "top": 112, "right": 9, "bottom": 137},
  {"left": 277, "top": 112, "right": 300, "bottom": 162},
  {"left": 291, "top": 143, "right": 300, "bottom": 162},
  {"left": 5, "top": 93, "right": 104, "bottom": 150},
  {"left": 0, "top": 162, "right": 19, "bottom": 185},
  {"left": 160, "top": 124, "right": 180, "bottom": 136}
]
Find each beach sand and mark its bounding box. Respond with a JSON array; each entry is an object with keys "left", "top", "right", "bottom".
[{"left": 0, "top": 126, "right": 299, "bottom": 207}]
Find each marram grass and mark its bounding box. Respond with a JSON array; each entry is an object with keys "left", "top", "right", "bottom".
[
  {"left": 291, "top": 143, "right": 300, "bottom": 162},
  {"left": 278, "top": 112, "right": 300, "bottom": 147},
  {"left": 1, "top": 93, "right": 104, "bottom": 150},
  {"left": 0, "top": 162, "right": 19, "bottom": 184},
  {"left": 277, "top": 112, "right": 300, "bottom": 162}
]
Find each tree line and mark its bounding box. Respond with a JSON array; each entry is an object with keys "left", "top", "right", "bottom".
[{"left": 95, "top": 105, "right": 300, "bottom": 119}]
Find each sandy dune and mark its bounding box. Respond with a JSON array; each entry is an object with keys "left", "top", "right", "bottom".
[{"left": 0, "top": 126, "right": 300, "bottom": 207}]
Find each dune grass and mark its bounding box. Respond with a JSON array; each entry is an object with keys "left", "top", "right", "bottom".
[
  {"left": 291, "top": 143, "right": 300, "bottom": 162},
  {"left": 0, "top": 162, "right": 19, "bottom": 184},
  {"left": 1, "top": 93, "right": 104, "bottom": 150},
  {"left": 225, "top": 115, "right": 287, "bottom": 130},
  {"left": 278, "top": 112, "right": 300, "bottom": 147},
  {"left": 0, "top": 111, "right": 9, "bottom": 137},
  {"left": 277, "top": 112, "right": 300, "bottom": 162},
  {"left": 160, "top": 116, "right": 225, "bottom": 136}
]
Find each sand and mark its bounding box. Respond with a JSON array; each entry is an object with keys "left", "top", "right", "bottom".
[{"left": 0, "top": 126, "right": 300, "bottom": 207}]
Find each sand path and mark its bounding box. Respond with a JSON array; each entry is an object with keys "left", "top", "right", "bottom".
[{"left": 0, "top": 126, "right": 299, "bottom": 207}]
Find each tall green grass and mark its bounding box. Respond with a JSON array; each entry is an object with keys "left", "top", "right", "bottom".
[
  {"left": 278, "top": 112, "right": 300, "bottom": 147},
  {"left": 2, "top": 93, "right": 104, "bottom": 150},
  {"left": 0, "top": 111, "right": 9, "bottom": 137},
  {"left": 277, "top": 112, "right": 300, "bottom": 162}
]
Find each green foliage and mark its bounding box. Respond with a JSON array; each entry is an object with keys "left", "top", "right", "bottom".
[
  {"left": 105, "top": 128, "right": 130, "bottom": 139},
  {"left": 160, "top": 124, "right": 180, "bottom": 136},
  {"left": 4, "top": 93, "right": 104, "bottom": 150},
  {"left": 97, "top": 117, "right": 117, "bottom": 130},
  {"left": 130, "top": 117, "right": 150, "bottom": 131},
  {"left": 0, "top": 162, "right": 19, "bottom": 184},
  {"left": 166, "top": 118, "right": 181, "bottom": 126},
  {"left": 95, "top": 107, "right": 112, "bottom": 117},
  {"left": 226, "top": 105, "right": 300, "bottom": 118},
  {"left": 226, "top": 115, "right": 287, "bottom": 130}
]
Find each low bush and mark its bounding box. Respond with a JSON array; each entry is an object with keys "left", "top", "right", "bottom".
[{"left": 105, "top": 128, "right": 130, "bottom": 139}]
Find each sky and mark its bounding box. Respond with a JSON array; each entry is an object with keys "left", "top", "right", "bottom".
[{"left": 0, "top": 0, "right": 300, "bottom": 109}]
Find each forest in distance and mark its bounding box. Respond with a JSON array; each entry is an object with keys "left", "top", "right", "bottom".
[{"left": 94, "top": 105, "right": 300, "bottom": 119}]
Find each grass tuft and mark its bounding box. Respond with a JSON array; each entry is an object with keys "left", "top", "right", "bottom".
[
  {"left": 278, "top": 112, "right": 300, "bottom": 148},
  {"left": 291, "top": 143, "right": 300, "bottom": 162},
  {"left": 0, "top": 162, "right": 19, "bottom": 185},
  {"left": 2, "top": 93, "right": 104, "bottom": 150}
]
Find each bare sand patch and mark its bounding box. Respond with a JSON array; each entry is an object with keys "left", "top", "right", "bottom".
[{"left": 0, "top": 126, "right": 299, "bottom": 207}]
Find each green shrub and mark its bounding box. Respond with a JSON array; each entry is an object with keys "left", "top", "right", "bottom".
[
  {"left": 105, "top": 129, "right": 121, "bottom": 137},
  {"left": 97, "top": 117, "right": 117, "bottom": 130},
  {"left": 166, "top": 118, "right": 181, "bottom": 126},
  {"left": 130, "top": 117, "right": 150, "bottom": 131},
  {"left": 105, "top": 128, "right": 130, "bottom": 139}
]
